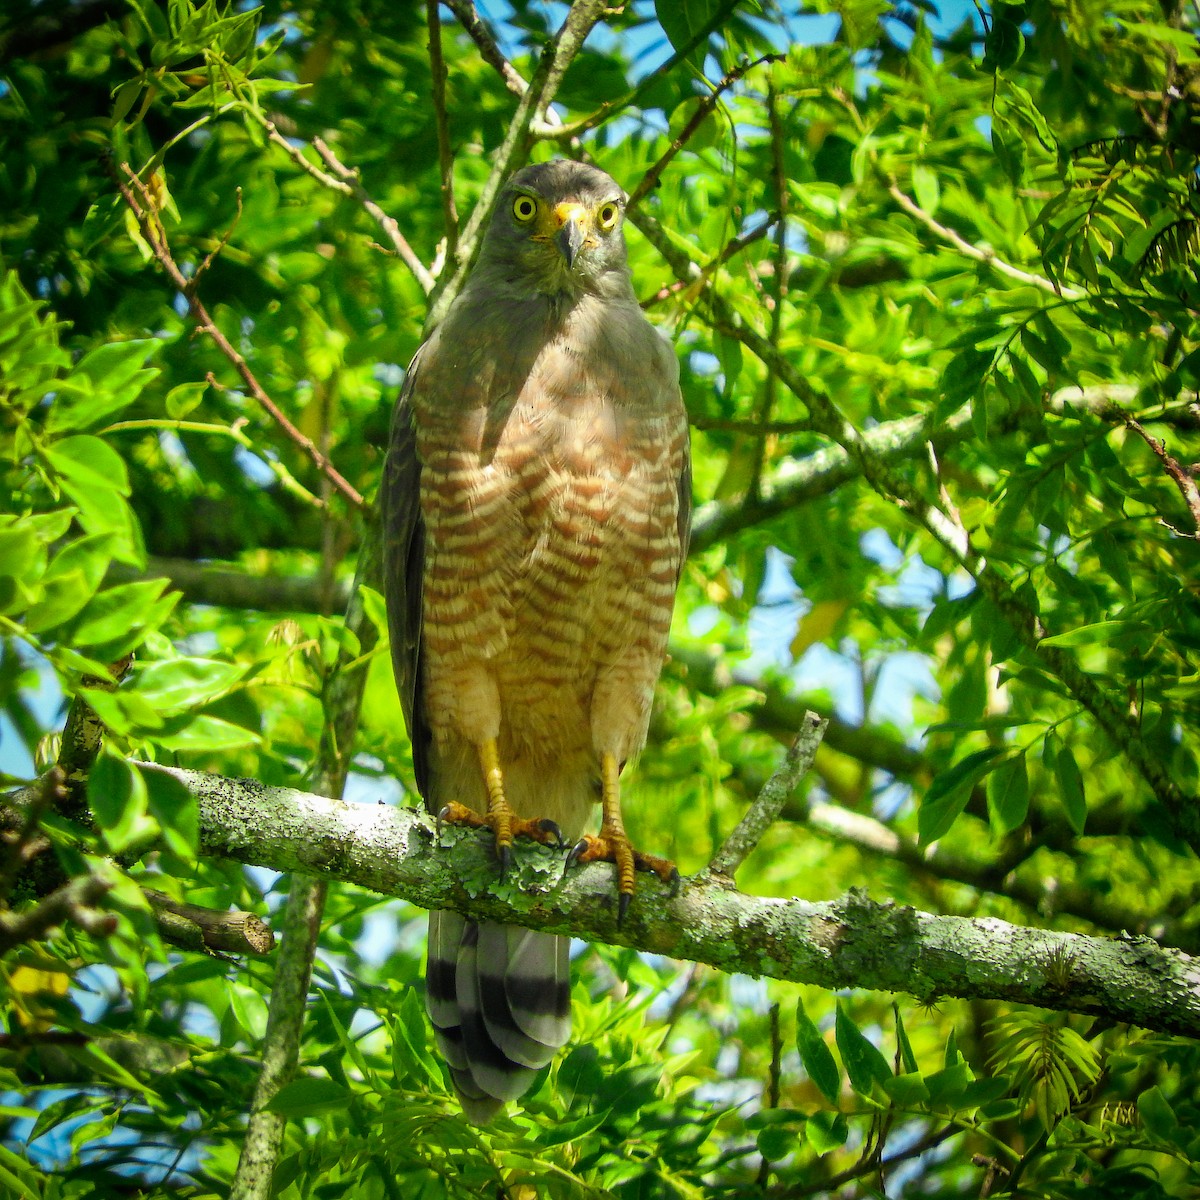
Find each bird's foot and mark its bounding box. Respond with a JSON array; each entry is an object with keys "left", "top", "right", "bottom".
[
  {"left": 437, "top": 801, "right": 564, "bottom": 875},
  {"left": 566, "top": 828, "right": 679, "bottom": 924}
]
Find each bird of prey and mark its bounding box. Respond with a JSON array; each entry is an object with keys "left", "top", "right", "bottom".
[{"left": 381, "top": 159, "right": 691, "bottom": 1123}]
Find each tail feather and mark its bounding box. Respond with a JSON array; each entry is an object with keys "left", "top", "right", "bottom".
[{"left": 426, "top": 910, "right": 571, "bottom": 1123}]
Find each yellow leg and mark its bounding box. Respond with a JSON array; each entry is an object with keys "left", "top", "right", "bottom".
[
  {"left": 567, "top": 751, "right": 678, "bottom": 923},
  {"left": 600, "top": 752, "right": 635, "bottom": 900},
  {"left": 435, "top": 738, "right": 563, "bottom": 874},
  {"left": 478, "top": 737, "right": 512, "bottom": 853}
]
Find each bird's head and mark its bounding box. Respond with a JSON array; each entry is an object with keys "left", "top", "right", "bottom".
[{"left": 480, "top": 161, "right": 632, "bottom": 299}]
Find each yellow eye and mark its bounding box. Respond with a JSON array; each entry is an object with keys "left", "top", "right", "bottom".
[
  {"left": 513, "top": 195, "right": 537, "bottom": 222},
  {"left": 596, "top": 201, "right": 620, "bottom": 231}
]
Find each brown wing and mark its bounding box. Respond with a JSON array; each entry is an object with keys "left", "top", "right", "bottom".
[
  {"left": 676, "top": 419, "right": 693, "bottom": 581},
  {"left": 381, "top": 349, "right": 432, "bottom": 799}
]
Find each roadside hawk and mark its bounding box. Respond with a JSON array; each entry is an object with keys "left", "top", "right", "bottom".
[{"left": 382, "top": 160, "right": 691, "bottom": 1123}]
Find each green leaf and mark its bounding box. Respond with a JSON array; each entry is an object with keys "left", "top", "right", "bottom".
[
  {"left": 919, "top": 748, "right": 1004, "bottom": 843},
  {"left": 390, "top": 986, "right": 441, "bottom": 1087},
  {"left": 228, "top": 981, "right": 270, "bottom": 1041},
  {"left": 79, "top": 686, "right": 165, "bottom": 736},
  {"left": 88, "top": 751, "right": 156, "bottom": 854},
  {"left": 152, "top": 714, "right": 261, "bottom": 752},
  {"left": 43, "top": 435, "right": 131, "bottom": 494},
  {"left": 881, "top": 1070, "right": 930, "bottom": 1105},
  {"left": 835, "top": 1002, "right": 892, "bottom": 1095},
  {"left": 1039, "top": 620, "right": 1128, "bottom": 648},
  {"left": 558, "top": 1043, "right": 605, "bottom": 1105},
  {"left": 0, "top": 525, "right": 46, "bottom": 614},
  {"left": 266, "top": 1078, "right": 353, "bottom": 1117},
  {"left": 134, "top": 656, "right": 249, "bottom": 714},
  {"left": 796, "top": 998, "right": 840, "bottom": 1104},
  {"left": 144, "top": 766, "right": 198, "bottom": 859},
  {"left": 987, "top": 752, "right": 1029, "bottom": 834},
  {"left": 111, "top": 78, "right": 143, "bottom": 124},
  {"left": 756, "top": 1122, "right": 800, "bottom": 1160},
  {"left": 911, "top": 164, "right": 940, "bottom": 215},
  {"left": 1137, "top": 1085, "right": 1180, "bottom": 1143},
  {"left": 24, "top": 533, "right": 116, "bottom": 634},
  {"left": 28, "top": 1092, "right": 105, "bottom": 1145},
  {"left": 70, "top": 579, "right": 171, "bottom": 650},
  {"left": 983, "top": 18, "right": 1025, "bottom": 70},
  {"left": 165, "top": 380, "right": 207, "bottom": 419},
  {"left": 45, "top": 338, "right": 159, "bottom": 432},
  {"left": 924, "top": 1060, "right": 973, "bottom": 1104},
  {"left": 894, "top": 1005, "right": 919, "bottom": 1075},
  {"left": 805, "top": 1110, "right": 848, "bottom": 1155},
  {"left": 1055, "top": 744, "right": 1087, "bottom": 834},
  {"left": 655, "top": 0, "right": 726, "bottom": 69}
]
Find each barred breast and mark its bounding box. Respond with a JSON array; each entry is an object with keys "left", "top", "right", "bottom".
[{"left": 415, "top": 297, "right": 687, "bottom": 836}]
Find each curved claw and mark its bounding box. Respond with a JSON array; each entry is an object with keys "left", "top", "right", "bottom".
[
  {"left": 565, "top": 838, "right": 588, "bottom": 872},
  {"left": 436, "top": 805, "right": 452, "bottom": 843},
  {"left": 537, "top": 817, "right": 564, "bottom": 847},
  {"left": 497, "top": 841, "right": 512, "bottom": 878},
  {"left": 618, "top": 890, "right": 632, "bottom": 926}
]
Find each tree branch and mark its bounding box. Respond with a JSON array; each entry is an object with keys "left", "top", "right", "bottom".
[
  {"left": 626, "top": 54, "right": 783, "bottom": 211},
  {"left": 443, "top": 0, "right": 528, "bottom": 98},
  {"left": 1123, "top": 414, "right": 1200, "bottom": 536},
  {"left": 143, "top": 889, "right": 274, "bottom": 956},
  {"left": 427, "top": 0, "right": 460, "bottom": 262},
  {"left": 529, "top": 0, "right": 743, "bottom": 141},
  {"left": 16, "top": 764, "right": 1196, "bottom": 1039},
  {"left": 110, "top": 163, "right": 366, "bottom": 509},
  {"left": 885, "top": 182, "right": 1085, "bottom": 300},
  {"left": 707, "top": 712, "right": 828, "bottom": 879},
  {"left": 251, "top": 116, "right": 436, "bottom": 295},
  {"left": 0, "top": 872, "right": 115, "bottom": 955}
]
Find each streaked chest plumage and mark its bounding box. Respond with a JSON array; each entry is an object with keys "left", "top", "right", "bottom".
[{"left": 412, "top": 293, "right": 687, "bottom": 761}]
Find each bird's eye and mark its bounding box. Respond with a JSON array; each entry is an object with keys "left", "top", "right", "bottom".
[
  {"left": 513, "top": 195, "right": 538, "bottom": 222},
  {"left": 596, "top": 201, "right": 620, "bottom": 231}
]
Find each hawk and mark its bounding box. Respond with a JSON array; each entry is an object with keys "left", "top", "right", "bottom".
[{"left": 382, "top": 160, "right": 691, "bottom": 1123}]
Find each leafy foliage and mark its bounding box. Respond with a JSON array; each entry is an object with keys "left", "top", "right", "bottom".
[{"left": 2, "top": 0, "right": 1199, "bottom": 1196}]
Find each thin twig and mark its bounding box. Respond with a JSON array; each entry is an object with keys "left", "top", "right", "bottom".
[
  {"left": 530, "top": 0, "right": 743, "bottom": 140},
  {"left": 0, "top": 873, "right": 115, "bottom": 954},
  {"left": 111, "top": 162, "right": 366, "bottom": 509},
  {"left": 627, "top": 54, "right": 783, "bottom": 211},
  {"left": 641, "top": 212, "right": 778, "bottom": 310},
  {"left": 1124, "top": 415, "right": 1200, "bottom": 536},
  {"left": 756, "top": 1002, "right": 783, "bottom": 1187},
  {"left": 443, "top": 0, "right": 527, "bottom": 97},
  {"left": 531, "top": 0, "right": 610, "bottom": 130},
  {"left": 706, "top": 711, "right": 828, "bottom": 880},
  {"left": 886, "top": 181, "right": 1085, "bottom": 299},
  {"left": 254, "top": 114, "right": 436, "bottom": 294},
  {"left": 771, "top": 1123, "right": 960, "bottom": 1200},
  {"left": 427, "top": 0, "right": 460, "bottom": 261},
  {"left": 747, "top": 73, "right": 790, "bottom": 501}
]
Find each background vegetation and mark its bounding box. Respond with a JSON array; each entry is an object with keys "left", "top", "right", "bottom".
[{"left": 2, "top": 0, "right": 1200, "bottom": 1195}]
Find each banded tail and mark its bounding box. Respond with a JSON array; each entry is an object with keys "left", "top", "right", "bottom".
[{"left": 426, "top": 911, "right": 571, "bottom": 1124}]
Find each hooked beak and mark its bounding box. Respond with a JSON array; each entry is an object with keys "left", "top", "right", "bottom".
[{"left": 553, "top": 203, "right": 588, "bottom": 268}]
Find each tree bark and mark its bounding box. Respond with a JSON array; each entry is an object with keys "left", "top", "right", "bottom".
[{"left": 14, "top": 762, "right": 1192, "bottom": 1039}]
